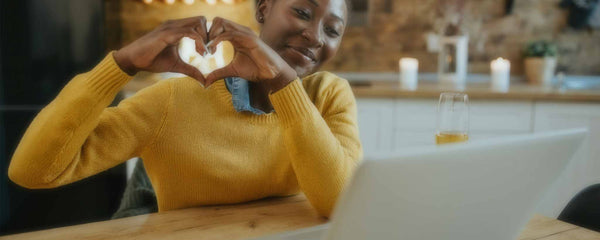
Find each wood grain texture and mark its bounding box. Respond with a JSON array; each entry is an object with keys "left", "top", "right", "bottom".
[
  {"left": 2, "top": 195, "right": 598, "bottom": 240},
  {"left": 121, "top": 78, "right": 600, "bottom": 102},
  {"left": 350, "top": 81, "right": 600, "bottom": 102}
]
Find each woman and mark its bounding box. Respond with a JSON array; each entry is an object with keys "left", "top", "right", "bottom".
[{"left": 8, "top": 0, "right": 361, "bottom": 217}]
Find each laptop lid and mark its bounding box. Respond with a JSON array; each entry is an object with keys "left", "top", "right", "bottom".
[{"left": 325, "top": 129, "right": 587, "bottom": 240}]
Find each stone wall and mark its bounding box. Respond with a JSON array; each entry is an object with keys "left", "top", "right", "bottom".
[
  {"left": 105, "top": 0, "right": 599, "bottom": 75},
  {"left": 323, "top": 0, "right": 600, "bottom": 75}
]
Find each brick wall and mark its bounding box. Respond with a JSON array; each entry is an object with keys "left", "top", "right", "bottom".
[
  {"left": 105, "top": 0, "right": 599, "bottom": 75},
  {"left": 323, "top": 0, "right": 600, "bottom": 75}
]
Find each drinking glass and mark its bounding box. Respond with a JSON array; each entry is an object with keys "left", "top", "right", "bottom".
[{"left": 436, "top": 93, "right": 469, "bottom": 144}]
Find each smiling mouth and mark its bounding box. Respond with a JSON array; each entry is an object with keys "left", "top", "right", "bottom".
[{"left": 287, "top": 46, "right": 316, "bottom": 63}]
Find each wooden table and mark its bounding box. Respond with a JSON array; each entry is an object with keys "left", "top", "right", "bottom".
[{"left": 2, "top": 195, "right": 599, "bottom": 240}]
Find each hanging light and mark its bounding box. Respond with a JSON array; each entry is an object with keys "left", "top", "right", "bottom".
[
  {"left": 182, "top": 0, "right": 195, "bottom": 4},
  {"left": 140, "top": 0, "right": 153, "bottom": 4},
  {"left": 162, "top": 0, "right": 176, "bottom": 4},
  {"left": 206, "top": 0, "right": 218, "bottom": 5},
  {"left": 221, "top": 0, "right": 234, "bottom": 4}
]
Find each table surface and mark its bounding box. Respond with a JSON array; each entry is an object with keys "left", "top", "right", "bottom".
[
  {"left": 350, "top": 80, "right": 600, "bottom": 102},
  {"left": 121, "top": 74, "right": 600, "bottom": 102},
  {"left": 3, "top": 194, "right": 599, "bottom": 240}
]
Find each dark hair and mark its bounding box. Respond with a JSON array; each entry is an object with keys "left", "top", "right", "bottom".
[{"left": 257, "top": 0, "right": 353, "bottom": 16}]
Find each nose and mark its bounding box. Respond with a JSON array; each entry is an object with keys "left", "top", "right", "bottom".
[{"left": 301, "top": 24, "right": 324, "bottom": 48}]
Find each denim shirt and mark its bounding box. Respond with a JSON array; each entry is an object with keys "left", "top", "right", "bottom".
[{"left": 224, "top": 77, "right": 272, "bottom": 115}]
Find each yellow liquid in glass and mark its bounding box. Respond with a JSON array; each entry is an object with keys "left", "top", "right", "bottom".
[{"left": 436, "top": 132, "right": 469, "bottom": 145}]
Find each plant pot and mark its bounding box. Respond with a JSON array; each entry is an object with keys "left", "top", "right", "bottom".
[{"left": 524, "top": 57, "right": 557, "bottom": 86}]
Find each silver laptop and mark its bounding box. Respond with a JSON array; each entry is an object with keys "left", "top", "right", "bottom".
[{"left": 251, "top": 129, "right": 587, "bottom": 240}]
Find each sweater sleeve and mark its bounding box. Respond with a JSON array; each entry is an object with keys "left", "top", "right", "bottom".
[
  {"left": 8, "top": 52, "right": 172, "bottom": 189},
  {"left": 268, "top": 74, "right": 363, "bottom": 217}
]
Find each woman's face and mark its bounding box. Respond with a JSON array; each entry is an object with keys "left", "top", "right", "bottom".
[{"left": 257, "top": 0, "right": 347, "bottom": 78}]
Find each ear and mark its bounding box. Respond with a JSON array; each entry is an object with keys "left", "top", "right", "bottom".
[{"left": 255, "top": 0, "right": 270, "bottom": 24}]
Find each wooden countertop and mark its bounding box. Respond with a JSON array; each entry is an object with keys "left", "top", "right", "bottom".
[
  {"left": 121, "top": 76, "right": 600, "bottom": 102},
  {"left": 350, "top": 80, "right": 600, "bottom": 102},
  {"left": 2, "top": 194, "right": 599, "bottom": 240}
]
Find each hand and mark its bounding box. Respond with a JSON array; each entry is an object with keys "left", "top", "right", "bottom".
[
  {"left": 113, "top": 16, "right": 210, "bottom": 84},
  {"left": 204, "top": 17, "right": 297, "bottom": 91}
]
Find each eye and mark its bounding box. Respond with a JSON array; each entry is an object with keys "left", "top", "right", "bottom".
[
  {"left": 325, "top": 26, "right": 340, "bottom": 37},
  {"left": 293, "top": 8, "right": 311, "bottom": 20}
]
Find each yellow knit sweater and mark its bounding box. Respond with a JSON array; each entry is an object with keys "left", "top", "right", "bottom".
[{"left": 8, "top": 52, "right": 363, "bottom": 217}]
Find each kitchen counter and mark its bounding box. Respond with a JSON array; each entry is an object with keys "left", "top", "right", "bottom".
[
  {"left": 121, "top": 72, "right": 600, "bottom": 102},
  {"left": 350, "top": 80, "right": 600, "bottom": 102},
  {"left": 341, "top": 72, "right": 600, "bottom": 102}
]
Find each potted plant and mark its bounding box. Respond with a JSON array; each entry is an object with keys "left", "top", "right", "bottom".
[{"left": 523, "top": 41, "right": 558, "bottom": 85}]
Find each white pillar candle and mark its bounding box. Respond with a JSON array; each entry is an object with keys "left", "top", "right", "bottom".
[
  {"left": 491, "top": 58, "right": 510, "bottom": 92},
  {"left": 400, "top": 58, "right": 419, "bottom": 90}
]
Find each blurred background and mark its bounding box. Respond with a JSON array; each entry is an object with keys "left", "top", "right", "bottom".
[{"left": 1, "top": 0, "right": 599, "bottom": 236}]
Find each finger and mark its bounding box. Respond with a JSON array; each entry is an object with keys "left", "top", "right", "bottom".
[
  {"left": 192, "top": 23, "right": 209, "bottom": 47},
  {"left": 171, "top": 16, "right": 209, "bottom": 47},
  {"left": 207, "top": 18, "right": 254, "bottom": 53},
  {"left": 173, "top": 59, "right": 207, "bottom": 85},
  {"left": 208, "top": 17, "right": 254, "bottom": 36},
  {"left": 206, "top": 32, "right": 239, "bottom": 53},
  {"left": 207, "top": 17, "right": 226, "bottom": 41},
  {"left": 181, "top": 27, "right": 209, "bottom": 55},
  {"left": 164, "top": 28, "right": 208, "bottom": 55},
  {"left": 165, "top": 16, "right": 208, "bottom": 29},
  {"left": 205, "top": 66, "right": 236, "bottom": 87},
  {"left": 207, "top": 19, "right": 226, "bottom": 54}
]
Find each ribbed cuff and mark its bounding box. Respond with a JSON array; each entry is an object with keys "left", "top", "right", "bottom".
[
  {"left": 269, "top": 79, "right": 315, "bottom": 127},
  {"left": 85, "top": 51, "right": 134, "bottom": 97}
]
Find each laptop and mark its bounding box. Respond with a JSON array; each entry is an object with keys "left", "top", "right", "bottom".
[{"left": 251, "top": 129, "right": 587, "bottom": 240}]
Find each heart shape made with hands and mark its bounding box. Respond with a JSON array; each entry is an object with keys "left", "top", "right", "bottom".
[{"left": 178, "top": 37, "right": 225, "bottom": 78}]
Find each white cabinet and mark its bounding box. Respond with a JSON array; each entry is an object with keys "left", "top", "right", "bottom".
[
  {"left": 394, "top": 99, "right": 437, "bottom": 148},
  {"left": 533, "top": 102, "right": 600, "bottom": 216},
  {"left": 469, "top": 101, "right": 533, "bottom": 133},
  {"left": 534, "top": 102, "right": 600, "bottom": 132},
  {"left": 356, "top": 99, "right": 395, "bottom": 158},
  {"left": 358, "top": 98, "right": 534, "bottom": 158},
  {"left": 356, "top": 97, "right": 600, "bottom": 217},
  {"left": 533, "top": 102, "right": 600, "bottom": 178}
]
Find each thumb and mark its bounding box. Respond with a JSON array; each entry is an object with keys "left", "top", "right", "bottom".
[
  {"left": 205, "top": 66, "right": 236, "bottom": 87},
  {"left": 175, "top": 60, "right": 207, "bottom": 86}
]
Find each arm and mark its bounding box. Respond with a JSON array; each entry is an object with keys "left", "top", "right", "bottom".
[
  {"left": 8, "top": 53, "right": 172, "bottom": 189},
  {"left": 9, "top": 16, "right": 211, "bottom": 189},
  {"left": 268, "top": 74, "right": 363, "bottom": 217}
]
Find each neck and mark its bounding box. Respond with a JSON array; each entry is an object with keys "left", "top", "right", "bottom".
[{"left": 248, "top": 81, "right": 274, "bottom": 113}]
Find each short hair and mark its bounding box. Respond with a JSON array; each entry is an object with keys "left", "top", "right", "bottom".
[{"left": 258, "top": 0, "right": 353, "bottom": 15}]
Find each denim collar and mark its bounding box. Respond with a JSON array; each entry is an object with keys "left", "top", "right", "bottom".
[
  {"left": 224, "top": 77, "right": 271, "bottom": 115},
  {"left": 224, "top": 77, "right": 303, "bottom": 115}
]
